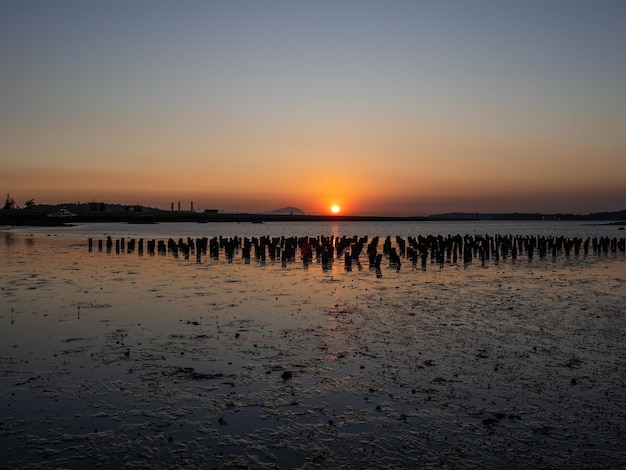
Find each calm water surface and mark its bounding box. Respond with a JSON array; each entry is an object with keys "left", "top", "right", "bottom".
[{"left": 2, "top": 220, "right": 623, "bottom": 240}]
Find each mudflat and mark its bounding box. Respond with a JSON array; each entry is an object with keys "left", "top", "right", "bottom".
[{"left": 1, "top": 232, "right": 625, "bottom": 468}]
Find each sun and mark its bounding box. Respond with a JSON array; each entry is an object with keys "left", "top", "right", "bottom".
[{"left": 330, "top": 205, "right": 341, "bottom": 214}]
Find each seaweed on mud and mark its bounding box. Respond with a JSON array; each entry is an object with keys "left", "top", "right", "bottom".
[{"left": 162, "top": 366, "right": 225, "bottom": 381}]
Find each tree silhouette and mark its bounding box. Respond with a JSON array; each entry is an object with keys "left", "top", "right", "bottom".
[{"left": 3, "top": 193, "right": 16, "bottom": 210}]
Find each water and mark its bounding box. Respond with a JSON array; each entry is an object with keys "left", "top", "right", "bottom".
[{"left": 3, "top": 219, "right": 622, "bottom": 240}]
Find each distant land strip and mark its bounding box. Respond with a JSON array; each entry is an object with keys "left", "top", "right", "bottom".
[{"left": 1, "top": 203, "right": 625, "bottom": 226}]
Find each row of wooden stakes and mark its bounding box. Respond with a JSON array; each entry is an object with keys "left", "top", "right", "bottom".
[{"left": 88, "top": 234, "right": 625, "bottom": 272}]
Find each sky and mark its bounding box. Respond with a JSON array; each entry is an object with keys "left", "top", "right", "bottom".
[{"left": 1, "top": 1, "right": 625, "bottom": 216}]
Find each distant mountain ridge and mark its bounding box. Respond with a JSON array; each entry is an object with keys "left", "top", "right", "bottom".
[
  {"left": 428, "top": 210, "right": 626, "bottom": 221},
  {"left": 262, "top": 206, "right": 305, "bottom": 215}
]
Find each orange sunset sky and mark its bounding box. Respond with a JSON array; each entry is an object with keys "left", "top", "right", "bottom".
[{"left": 1, "top": 1, "right": 625, "bottom": 216}]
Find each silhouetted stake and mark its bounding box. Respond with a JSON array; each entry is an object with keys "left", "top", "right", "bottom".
[
  {"left": 389, "top": 247, "right": 401, "bottom": 271},
  {"left": 483, "top": 237, "right": 489, "bottom": 259},
  {"left": 460, "top": 237, "right": 468, "bottom": 263},
  {"left": 563, "top": 238, "right": 573, "bottom": 258},
  {"left": 321, "top": 250, "right": 332, "bottom": 270},
  {"left": 501, "top": 236, "right": 509, "bottom": 260},
  {"left": 538, "top": 237, "right": 547, "bottom": 258},
  {"left": 367, "top": 238, "right": 378, "bottom": 268},
  {"left": 225, "top": 242, "right": 235, "bottom": 262},
  {"left": 209, "top": 238, "right": 219, "bottom": 259},
  {"left": 89, "top": 234, "right": 626, "bottom": 276},
  {"left": 300, "top": 240, "right": 313, "bottom": 266},
  {"left": 383, "top": 236, "right": 391, "bottom": 255},
  {"left": 436, "top": 249, "right": 444, "bottom": 267},
  {"left": 374, "top": 253, "right": 382, "bottom": 269},
  {"left": 396, "top": 236, "right": 406, "bottom": 257}
]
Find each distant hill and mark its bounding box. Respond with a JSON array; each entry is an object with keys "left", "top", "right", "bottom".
[
  {"left": 428, "top": 210, "right": 626, "bottom": 221},
  {"left": 263, "top": 206, "right": 305, "bottom": 215},
  {"left": 428, "top": 212, "right": 481, "bottom": 220}
]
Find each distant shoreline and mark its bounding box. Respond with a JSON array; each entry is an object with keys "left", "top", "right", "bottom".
[
  {"left": 1, "top": 207, "right": 625, "bottom": 227},
  {"left": 0, "top": 211, "right": 438, "bottom": 226}
]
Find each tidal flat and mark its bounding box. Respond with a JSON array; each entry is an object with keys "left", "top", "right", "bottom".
[{"left": 1, "top": 231, "right": 625, "bottom": 469}]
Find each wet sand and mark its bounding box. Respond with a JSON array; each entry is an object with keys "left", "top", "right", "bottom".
[{"left": 1, "top": 232, "right": 625, "bottom": 468}]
